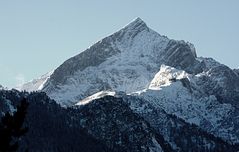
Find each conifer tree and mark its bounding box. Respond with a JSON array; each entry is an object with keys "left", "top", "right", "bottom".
[{"left": 0, "top": 98, "right": 29, "bottom": 152}]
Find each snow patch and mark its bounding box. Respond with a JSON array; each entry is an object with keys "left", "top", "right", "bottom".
[
  {"left": 149, "top": 65, "right": 189, "bottom": 90},
  {"left": 75, "top": 91, "right": 116, "bottom": 106}
]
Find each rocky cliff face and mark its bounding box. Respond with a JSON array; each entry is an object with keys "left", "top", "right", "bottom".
[{"left": 195, "top": 58, "right": 239, "bottom": 107}]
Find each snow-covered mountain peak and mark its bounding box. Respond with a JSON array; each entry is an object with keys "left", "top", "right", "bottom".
[
  {"left": 19, "top": 18, "right": 201, "bottom": 105},
  {"left": 132, "top": 17, "right": 144, "bottom": 23},
  {"left": 149, "top": 65, "right": 189, "bottom": 90},
  {"left": 121, "top": 17, "right": 148, "bottom": 31}
]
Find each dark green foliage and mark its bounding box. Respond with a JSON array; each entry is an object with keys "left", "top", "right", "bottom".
[
  {"left": 0, "top": 91, "right": 109, "bottom": 152},
  {"left": 22, "top": 92, "right": 109, "bottom": 152},
  {"left": 0, "top": 98, "right": 29, "bottom": 152}
]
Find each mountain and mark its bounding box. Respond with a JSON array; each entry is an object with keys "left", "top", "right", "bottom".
[
  {"left": 19, "top": 17, "right": 199, "bottom": 106},
  {"left": 19, "top": 18, "right": 239, "bottom": 108},
  {"left": 16, "top": 17, "right": 239, "bottom": 149}
]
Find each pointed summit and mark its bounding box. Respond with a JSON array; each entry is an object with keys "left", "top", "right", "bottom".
[
  {"left": 121, "top": 17, "right": 148, "bottom": 32},
  {"left": 130, "top": 17, "right": 146, "bottom": 25}
]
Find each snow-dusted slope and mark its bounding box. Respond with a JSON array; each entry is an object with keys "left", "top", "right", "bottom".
[{"left": 75, "top": 91, "right": 115, "bottom": 106}]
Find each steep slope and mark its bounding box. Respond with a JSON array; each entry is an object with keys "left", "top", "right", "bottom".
[
  {"left": 195, "top": 57, "right": 239, "bottom": 107},
  {"left": 19, "top": 18, "right": 198, "bottom": 106}
]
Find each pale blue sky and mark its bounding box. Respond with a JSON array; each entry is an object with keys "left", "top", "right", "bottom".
[{"left": 0, "top": 0, "right": 238, "bottom": 88}]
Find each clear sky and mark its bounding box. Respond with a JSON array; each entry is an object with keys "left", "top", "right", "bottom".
[{"left": 0, "top": 0, "right": 238, "bottom": 88}]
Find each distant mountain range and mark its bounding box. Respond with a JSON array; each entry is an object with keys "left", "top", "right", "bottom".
[{"left": 1, "top": 17, "right": 238, "bottom": 151}]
